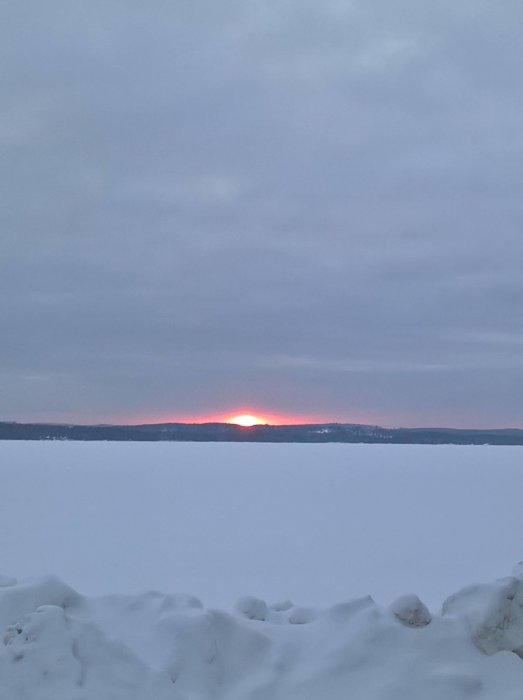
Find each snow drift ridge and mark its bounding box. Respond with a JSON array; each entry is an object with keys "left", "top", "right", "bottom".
[{"left": 1, "top": 565, "right": 523, "bottom": 700}]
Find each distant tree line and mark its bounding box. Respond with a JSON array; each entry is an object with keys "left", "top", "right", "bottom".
[{"left": 1, "top": 422, "right": 523, "bottom": 445}]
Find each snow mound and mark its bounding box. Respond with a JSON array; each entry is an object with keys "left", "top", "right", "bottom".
[
  {"left": 442, "top": 575, "right": 523, "bottom": 656},
  {"left": 389, "top": 593, "right": 432, "bottom": 627},
  {"left": 1, "top": 604, "right": 177, "bottom": 700},
  {"left": 1, "top": 570, "right": 523, "bottom": 699},
  {"left": 235, "top": 595, "right": 268, "bottom": 621}
]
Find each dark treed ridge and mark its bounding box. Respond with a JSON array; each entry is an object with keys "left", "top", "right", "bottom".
[{"left": 1, "top": 422, "right": 522, "bottom": 445}]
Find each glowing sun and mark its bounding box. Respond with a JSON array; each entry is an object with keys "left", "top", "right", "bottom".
[{"left": 227, "top": 414, "right": 266, "bottom": 427}]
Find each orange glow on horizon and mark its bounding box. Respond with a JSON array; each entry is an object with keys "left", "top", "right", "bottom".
[
  {"left": 227, "top": 414, "right": 266, "bottom": 427},
  {"left": 96, "top": 406, "right": 383, "bottom": 427},
  {"left": 137, "top": 409, "right": 330, "bottom": 426}
]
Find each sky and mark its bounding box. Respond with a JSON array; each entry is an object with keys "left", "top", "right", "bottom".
[{"left": 1, "top": 0, "right": 523, "bottom": 428}]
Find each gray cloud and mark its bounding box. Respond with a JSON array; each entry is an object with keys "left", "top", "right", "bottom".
[{"left": 2, "top": 0, "right": 523, "bottom": 426}]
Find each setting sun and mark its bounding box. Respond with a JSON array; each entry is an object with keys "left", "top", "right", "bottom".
[{"left": 227, "top": 414, "right": 267, "bottom": 427}]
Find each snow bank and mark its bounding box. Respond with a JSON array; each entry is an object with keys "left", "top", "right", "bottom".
[
  {"left": 442, "top": 573, "right": 523, "bottom": 656},
  {"left": 1, "top": 570, "right": 523, "bottom": 700}
]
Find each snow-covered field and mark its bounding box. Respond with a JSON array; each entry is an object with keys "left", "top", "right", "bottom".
[
  {"left": 1, "top": 441, "right": 522, "bottom": 699},
  {"left": 1, "top": 442, "right": 522, "bottom": 607}
]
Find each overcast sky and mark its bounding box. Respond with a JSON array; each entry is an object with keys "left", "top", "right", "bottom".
[{"left": 2, "top": 0, "right": 523, "bottom": 427}]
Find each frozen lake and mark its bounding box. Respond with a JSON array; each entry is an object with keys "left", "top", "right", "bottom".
[{"left": 0, "top": 441, "right": 521, "bottom": 608}]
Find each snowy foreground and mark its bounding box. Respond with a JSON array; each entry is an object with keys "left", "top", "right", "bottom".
[
  {"left": 1, "top": 567, "right": 523, "bottom": 700},
  {"left": 1, "top": 442, "right": 523, "bottom": 698}
]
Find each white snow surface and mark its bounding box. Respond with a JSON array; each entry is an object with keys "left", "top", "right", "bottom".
[
  {"left": 1, "top": 442, "right": 523, "bottom": 608},
  {"left": 1, "top": 441, "right": 523, "bottom": 698},
  {"left": 1, "top": 569, "right": 523, "bottom": 699}
]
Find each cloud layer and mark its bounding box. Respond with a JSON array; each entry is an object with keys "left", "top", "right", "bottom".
[{"left": 2, "top": 0, "right": 523, "bottom": 426}]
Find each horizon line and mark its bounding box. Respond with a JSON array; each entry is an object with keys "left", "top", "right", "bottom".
[{"left": 1, "top": 418, "right": 522, "bottom": 432}]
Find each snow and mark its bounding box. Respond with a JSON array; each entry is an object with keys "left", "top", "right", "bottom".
[
  {"left": 1, "top": 441, "right": 522, "bottom": 609},
  {"left": 389, "top": 593, "right": 432, "bottom": 627},
  {"left": 235, "top": 596, "right": 269, "bottom": 621},
  {"left": 1, "top": 571, "right": 523, "bottom": 699},
  {"left": 442, "top": 574, "right": 523, "bottom": 656},
  {"left": 0, "top": 441, "right": 522, "bottom": 698}
]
